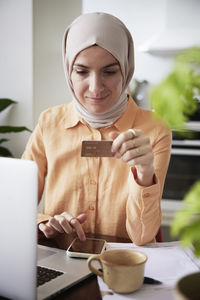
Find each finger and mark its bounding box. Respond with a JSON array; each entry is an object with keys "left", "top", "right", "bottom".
[
  {"left": 128, "top": 128, "right": 136, "bottom": 138},
  {"left": 54, "top": 215, "right": 73, "bottom": 234},
  {"left": 76, "top": 213, "right": 87, "bottom": 224},
  {"left": 126, "top": 151, "right": 154, "bottom": 168},
  {"left": 117, "top": 135, "right": 145, "bottom": 157},
  {"left": 116, "top": 139, "right": 136, "bottom": 157},
  {"left": 109, "top": 131, "right": 120, "bottom": 141},
  {"left": 70, "top": 218, "right": 86, "bottom": 241},
  {"left": 39, "top": 222, "right": 57, "bottom": 238},
  {"left": 48, "top": 216, "right": 65, "bottom": 233},
  {"left": 61, "top": 212, "right": 87, "bottom": 241},
  {"left": 60, "top": 212, "right": 87, "bottom": 224},
  {"left": 122, "top": 143, "right": 152, "bottom": 162},
  {"left": 111, "top": 129, "right": 142, "bottom": 153},
  {"left": 115, "top": 133, "right": 150, "bottom": 160}
]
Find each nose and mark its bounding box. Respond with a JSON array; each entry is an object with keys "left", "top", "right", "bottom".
[{"left": 88, "top": 73, "right": 104, "bottom": 95}]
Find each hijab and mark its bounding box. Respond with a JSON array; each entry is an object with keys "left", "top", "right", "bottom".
[{"left": 62, "top": 12, "right": 134, "bottom": 128}]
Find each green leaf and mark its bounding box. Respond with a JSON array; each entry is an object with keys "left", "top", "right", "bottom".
[
  {"left": 0, "top": 138, "right": 9, "bottom": 145},
  {"left": 171, "top": 181, "right": 200, "bottom": 257},
  {"left": 171, "top": 209, "right": 191, "bottom": 236},
  {"left": 0, "top": 126, "right": 32, "bottom": 133},
  {"left": 0, "top": 98, "right": 17, "bottom": 112},
  {"left": 184, "top": 181, "right": 200, "bottom": 211},
  {"left": 181, "top": 219, "right": 200, "bottom": 244},
  {"left": 149, "top": 46, "right": 200, "bottom": 130},
  {"left": 0, "top": 146, "right": 13, "bottom": 157},
  {"left": 0, "top": 99, "right": 31, "bottom": 157},
  {"left": 193, "top": 240, "right": 200, "bottom": 257},
  {"left": 175, "top": 46, "right": 200, "bottom": 65}
]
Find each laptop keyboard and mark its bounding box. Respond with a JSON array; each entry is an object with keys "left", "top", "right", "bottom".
[{"left": 37, "top": 266, "right": 64, "bottom": 287}]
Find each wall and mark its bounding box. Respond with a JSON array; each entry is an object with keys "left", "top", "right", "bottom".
[
  {"left": 82, "top": 0, "right": 200, "bottom": 84},
  {"left": 33, "top": 0, "right": 82, "bottom": 125},
  {"left": 82, "top": 0, "right": 169, "bottom": 85},
  {"left": 0, "top": 0, "right": 82, "bottom": 158},
  {"left": 0, "top": 0, "right": 33, "bottom": 158}
]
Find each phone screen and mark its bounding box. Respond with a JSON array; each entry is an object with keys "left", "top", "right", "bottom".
[{"left": 67, "top": 238, "right": 106, "bottom": 257}]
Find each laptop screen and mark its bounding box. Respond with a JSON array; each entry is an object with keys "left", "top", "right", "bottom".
[{"left": 0, "top": 158, "right": 38, "bottom": 300}]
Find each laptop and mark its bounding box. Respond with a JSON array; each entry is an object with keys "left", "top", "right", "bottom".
[{"left": 0, "top": 157, "right": 92, "bottom": 300}]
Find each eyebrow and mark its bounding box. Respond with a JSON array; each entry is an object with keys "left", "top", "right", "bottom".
[{"left": 73, "top": 62, "right": 120, "bottom": 69}]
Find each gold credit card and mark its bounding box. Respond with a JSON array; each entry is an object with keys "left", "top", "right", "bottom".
[{"left": 81, "top": 140, "right": 113, "bottom": 157}]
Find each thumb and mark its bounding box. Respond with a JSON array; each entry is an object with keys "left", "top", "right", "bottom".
[
  {"left": 76, "top": 213, "right": 87, "bottom": 224},
  {"left": 109, "top": 131, "right": 120, "bottom": 141}
]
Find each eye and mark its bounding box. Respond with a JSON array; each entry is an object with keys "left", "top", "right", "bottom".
[
  {"left": 105, "top": 71, "right": 117, "bottom": 74},
  {"left": 104, "top": 68, "right": 119, "bottom": 75},
  {"left": 75, "top": 69, "right": 88, "bottom": 75}
]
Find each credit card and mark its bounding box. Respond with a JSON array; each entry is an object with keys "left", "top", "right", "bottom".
[{"left": 81, "top": 140, "right": 113, "bottom": 157}]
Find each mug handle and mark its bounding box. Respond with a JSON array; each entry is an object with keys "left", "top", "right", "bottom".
[{"left": 87, "top": 254, "right": 103, "bottom": 277}]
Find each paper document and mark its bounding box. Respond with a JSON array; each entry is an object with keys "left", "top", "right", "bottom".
[{"left": 97, "top": 242, "right": 200, "bottom": 300}]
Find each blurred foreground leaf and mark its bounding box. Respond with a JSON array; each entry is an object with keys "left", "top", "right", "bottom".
[
  {"left": 171, "top": 180, "right": 200, "bottom": 257},
  {"left": 150, "top": 47, "right": 200, "bottom": 130}
]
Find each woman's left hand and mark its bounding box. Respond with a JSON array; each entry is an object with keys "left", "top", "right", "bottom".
[{"left": 110, "top": 129, "right": 155, "bottom": 187}]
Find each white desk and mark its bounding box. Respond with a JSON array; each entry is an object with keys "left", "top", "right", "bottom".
[{"left": 97, "top": 241, "right": 200, "bottom": 300}]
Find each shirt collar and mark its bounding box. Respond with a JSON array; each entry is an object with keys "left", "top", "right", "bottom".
[{"left": 64, "top": 101, "right": 84, "bottom": 129}]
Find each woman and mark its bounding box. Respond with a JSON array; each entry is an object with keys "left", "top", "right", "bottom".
[{"left": 22, "top": 12, "right": 171, "bottom": 245}]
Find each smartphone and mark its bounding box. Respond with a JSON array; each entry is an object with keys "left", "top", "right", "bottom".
[{"left": 66, "top": 237, "right": 107, "bottom": 258}]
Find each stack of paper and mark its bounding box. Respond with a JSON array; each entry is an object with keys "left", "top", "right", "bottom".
[{"left": 97, "top": 241, "right": 200, "bottom": 300}]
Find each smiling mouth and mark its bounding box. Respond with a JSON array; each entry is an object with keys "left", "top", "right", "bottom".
[{"left": 87, "top": 96, "right": 108, "bottom": 102}]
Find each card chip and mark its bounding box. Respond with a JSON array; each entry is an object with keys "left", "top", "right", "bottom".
[{"left": 81, "top": 141, "right": 113, "bottom": 157}]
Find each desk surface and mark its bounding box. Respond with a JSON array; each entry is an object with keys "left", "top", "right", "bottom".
[{"left": 38, "top": 233, "right": 131, "bottom": 300}]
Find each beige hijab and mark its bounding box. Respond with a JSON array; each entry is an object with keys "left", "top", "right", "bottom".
[{"left": 62, "top": 12, "right": 134, "bottom": 128}]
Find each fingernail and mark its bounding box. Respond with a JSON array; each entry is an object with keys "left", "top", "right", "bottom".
[{"left": 115, "top": 152, "right": 121, "bottom": 158}]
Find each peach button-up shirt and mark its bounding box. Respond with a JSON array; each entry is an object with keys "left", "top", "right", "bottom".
[{"left": 22, "top": 97, "right": 171, "bottom": 245}]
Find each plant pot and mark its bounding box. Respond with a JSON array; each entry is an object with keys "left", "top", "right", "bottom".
[{"left": 174, "top": 272, "right": 200, "bottom": 300}]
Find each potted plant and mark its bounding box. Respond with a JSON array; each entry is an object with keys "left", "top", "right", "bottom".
[
  {"left": 172, "top": 180, "right": 200, "bottom": 300},
  {"left": 0, "top": 98, "right": 31, "bottom": 157},
  {"left": 148, "top": 46, "right": 200, "bottom": 300}
]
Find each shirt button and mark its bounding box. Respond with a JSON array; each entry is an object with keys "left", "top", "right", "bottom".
[
  {"left": 90, "top": 179, "right": 96, "bottom": 185},
  {"left": 143, "top": 193, "right": 150, "bottom": 198},
  {"left": 88, "top": 205, "right": 95, "bottom": 211}
]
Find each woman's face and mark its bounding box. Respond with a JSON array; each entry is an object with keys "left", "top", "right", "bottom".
[{"left": 70, "top": 46, "right": 123, "bottom": 114}]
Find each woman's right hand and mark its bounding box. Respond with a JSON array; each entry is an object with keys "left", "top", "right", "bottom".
[{"left": 38, "top": 212, "right": 87, "bottom": 241}]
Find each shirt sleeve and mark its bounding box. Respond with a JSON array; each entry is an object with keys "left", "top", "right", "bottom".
[
  {"left": 126, "top": 126, "right": 172, "bottom": 245},
  {"left": 21, "top": 120, "right": 50, "bottom": 224}
]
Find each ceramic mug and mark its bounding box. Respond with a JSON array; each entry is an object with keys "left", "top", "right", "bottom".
[
  {"left": 174, "top": 272, "right": 200, "bottom": 300},
  {"left": 87, "top": 249, "right": 147, "bottom": 294}
]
